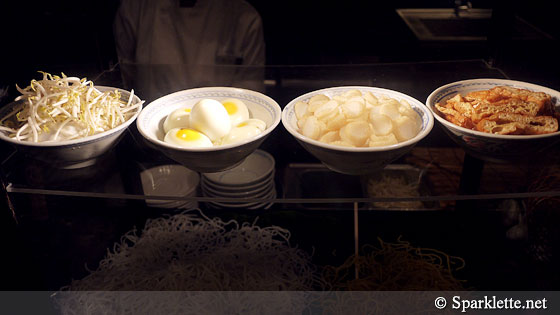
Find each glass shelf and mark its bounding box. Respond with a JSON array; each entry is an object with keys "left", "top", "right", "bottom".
[
  {"left": 2, "top": 59, "right": 559, "bottom": 292},
  {"left": 3, "top": 140, "right": 560, "bottom": 210},
  {"left": 2, "top": 60, "right": 559, "bottom": 210}
]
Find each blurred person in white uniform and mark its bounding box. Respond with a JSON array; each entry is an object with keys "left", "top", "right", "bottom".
[{"left": 113, "top": 0, "right": 266, "bottom": 101}]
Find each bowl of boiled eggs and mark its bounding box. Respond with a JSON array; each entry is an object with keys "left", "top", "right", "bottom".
[
  {"left": 136, "top": 87, "right": 281, "bottom": 173},
  {"left": 282, "top": 86, "right": 434, "bottom": 175}
]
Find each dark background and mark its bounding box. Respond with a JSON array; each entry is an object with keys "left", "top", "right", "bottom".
[{"left": 0, "top": 0, "right": 558, "bottom": 89}]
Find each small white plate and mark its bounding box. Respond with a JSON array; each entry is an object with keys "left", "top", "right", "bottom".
[
  {"left": 141, "top": 164, "right": 200, "bottom": 206},
  {"left": 207, "top": 186, "right": 276, "bottom": 209},
  {"left": 202, "top": 150, "right": 275, "bottom": 186},
  {"left": 200, "top": 170, "right": 274, "bottom": 192},
  {"left": 201, "top": 172, "right": 275, "bottom": 193},
  {"left": 202, "top": 181, "right": 274, "bottom": 199},
  {"left": 201, "top": 178, "right": 274, "bottom": 197}
]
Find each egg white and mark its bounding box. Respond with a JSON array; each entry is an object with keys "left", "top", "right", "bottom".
[
  {"left": 221, "top": 98, "right": 250, "bottom": 127},
  {"left": 190, "top": 99, "right": 231, "bottom": 141},
  {"left": 236, "top": 118, "right": 266, "bottom": 131},
  {"left": 220, "top": 125, "right": 262, "bottom": 145},
  {"left": 163, "top": 107, "right": 191, "bottom": 134}
]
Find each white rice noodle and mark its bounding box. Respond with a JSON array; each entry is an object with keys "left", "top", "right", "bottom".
[{"left": 53, "top": 210, "right": 320, "bottom": 314}]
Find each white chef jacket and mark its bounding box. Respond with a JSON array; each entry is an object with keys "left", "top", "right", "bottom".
[{"left": 113, "top": 0, "right": 266, "bottom": 100}]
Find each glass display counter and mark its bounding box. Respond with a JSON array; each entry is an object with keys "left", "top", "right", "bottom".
[{"left": 1, "top": 60, "right": 559, "bottom": 292}]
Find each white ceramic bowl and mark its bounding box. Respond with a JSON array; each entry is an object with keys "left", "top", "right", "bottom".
[
  {"left": 0, "top": 86, "right": 143, "bottom": 168},
  {"left": 426, "top": 78, "right": 560, "bottom": 162},
  {"left": 282, "top": 86, "right": 434, "bottom": 175},
  {"left": 136, "top": 87, "right": 281, "bottom": 173}
]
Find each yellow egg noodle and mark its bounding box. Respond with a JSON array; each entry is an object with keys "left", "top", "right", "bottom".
[
  {"left": 0, "top": 72, "right": 143, "bottom": 142},
  {"left": 322, "top": 236, "right": 466, "bottom": 291}
]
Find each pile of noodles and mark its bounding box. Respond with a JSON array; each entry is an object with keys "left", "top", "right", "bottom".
[
  {"left": 53, "top": 211, "right": 319, "bottom": 314},
  {"left": 65, "top": 211, "right": 317, "bottom": 290},
  {"left": 322, "top": 237, "right": 466, "bottom": 291}
]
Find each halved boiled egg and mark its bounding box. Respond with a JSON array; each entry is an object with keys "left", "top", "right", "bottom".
[
  {"left": 221, "top": 98, "right": 249, "bottom": 127},
  {"left": 164, "top": 128, "right": 213, "bottom": 148},
  {"left": 236, "top": 118, "right": 266, "bottom": 131},
  {"left": 163, "top": 107, "right": 192, "bottom": 133},
  {"left": 220, "top": 124, "right": 263, "bottom": 145},
  {"left": 190, "top": 99, "right": 231, "bottom": 141}
]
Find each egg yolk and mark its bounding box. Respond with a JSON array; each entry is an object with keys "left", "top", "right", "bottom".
[
  {"left": 176, "top": 128, "right": 202, "bottom": 141},
  {"left": 184, "top": 108, "right": 191, "bottom": 113},
  {"left": 222, "top": 101, "right": 238, "bottom": 115}
]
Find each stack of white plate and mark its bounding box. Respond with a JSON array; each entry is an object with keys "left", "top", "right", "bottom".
[
  {"left": 140, "top": 164, "right": 199, "bottom": 210},
  {"left": 201, "top": 150, "right": 276, "bottom": 209}
]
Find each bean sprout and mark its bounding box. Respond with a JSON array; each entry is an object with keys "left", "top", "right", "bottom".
[{"left": 0, "top": 72, "right": 144, "bottom": 142}]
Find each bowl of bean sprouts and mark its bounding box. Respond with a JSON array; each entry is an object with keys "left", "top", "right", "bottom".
[{"left": 0, "top": 72, "right": 144, "bottom": 168}]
